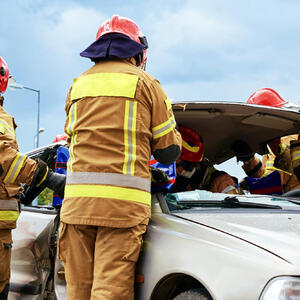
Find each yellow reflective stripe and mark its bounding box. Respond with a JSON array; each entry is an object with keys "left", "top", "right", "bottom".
[
  {"left": 182, "top": 140, "right": 200, "bottom": 153},
  {"left": 36, "top": 166, "right": 49, "bottom": 187},
  {"left": 123, "top": 101, "right": 129, "bottom": 174},
  {"left": 4, "top": 153, "right": 27, "bottom": 183},
  {"left": 0, "top": 211, "right": 19, "bottom": 221},
  {"left": 152, "top": 115, "right": 176, "bottom": 139},
  {"left": 67, "top": 103, "right": 78, "bottom": 173},
  {"left": 70, "top": 73, "right": 139, "bottom": 101},
  {"left": 65, "top": 184, "right": 151, "bottom": 205},
  {"left": 267, "top": 166, "right": 292, "bottom": 176},
  {"left": 131, "top": 101, "right": 137, "bottom": 175},
  {"left": 123, "top": 101, "right": 137, "bottom": 176},
  {"left": 165, "top": 98, "right": 172, "bottom": 110},
  {"left": 279, "top": 142, "right": 286, "bottom": 155},
  {"left": 0, "top": 119, "right": 14, "bottom": 135},
  {"left": 292, "top": 151, "right": 300, "bottom": 161},
  {"left": 0, "top": 124, "right": 4, "bottom": 134},
  {"left": 263, "top": 170, "right": 269, "bottom": 177},
  {"left": 265, "top": 158, "right": 292, "bottom": 175}
]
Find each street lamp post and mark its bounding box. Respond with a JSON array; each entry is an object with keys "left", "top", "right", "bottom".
[
  {"left": 34, "top": 128, "right": 45, "bottom": 148},
  {"left": 23, "top": 87, "right": 41, "bottom": 147},
  {"left": 8, "top": 78, "right": 42, "bottom": 147}
]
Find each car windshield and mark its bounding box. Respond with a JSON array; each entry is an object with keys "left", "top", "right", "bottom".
[{"left": 165, "top": 190, "right": 300, "bottom": 212}]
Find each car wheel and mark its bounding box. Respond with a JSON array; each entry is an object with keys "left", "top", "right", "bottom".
[{"left": 172, "top": 288, "right": 211, "bottom": 300}]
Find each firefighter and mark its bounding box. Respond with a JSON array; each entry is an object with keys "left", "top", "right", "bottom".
[
  {"left": 232, "top": 88, "right": 300, "bottom": 193},
  {"left": 58, "top": 15, "right": 182, "bottom": 300},
  {"left": 0, "top": 57, "right": 65, "bottom": 299},
  {"left": 171, "top": 126, "right": 239, "bottom": 194}
]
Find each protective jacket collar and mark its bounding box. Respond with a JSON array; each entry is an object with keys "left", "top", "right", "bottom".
[{"left": 80, "top": 33, "right": 145, "bottom": 61}]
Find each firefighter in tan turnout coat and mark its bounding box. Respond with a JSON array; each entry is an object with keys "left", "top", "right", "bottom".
[
  {"left": 59, "top": 15, "right": 182, "bottom": 300},
  {"left": 0, "top": 57, "right": 65, "bottom": 300},
  {"left": 233, "top": 88, "right": 300, "bottom": 193}
]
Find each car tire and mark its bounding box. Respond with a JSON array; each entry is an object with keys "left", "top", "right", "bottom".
[{"left": 172, "top": 288, "right": 211, "bottom": 300}]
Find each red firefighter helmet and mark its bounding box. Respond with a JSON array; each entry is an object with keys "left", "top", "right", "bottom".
[
  {"left": 178, "top": 126, "right": 204, "bottom": 162},
  {"left": 247, "top": 88, "right": 287, "bottom": 108},
  {"left": 52, "top": 134, "right": 67, "bottom": 143},
  {"left": 0, "top": 57, "right": 9, "bottom": 94},
  {"left": 96, "top": 15, "right": 148, "bottom": 68}
]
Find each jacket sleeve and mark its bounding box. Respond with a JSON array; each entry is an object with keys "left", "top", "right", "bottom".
[
  {"left": 0, "top": 122, "right": 37, "bottom": 186},
  {"left": 242, "top": 156, "right": 265, "bottom": 178},
  {"left": 150, "top": 79, "right": 182, "bottom": 164}
]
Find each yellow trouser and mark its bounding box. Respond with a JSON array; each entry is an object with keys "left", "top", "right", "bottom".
[
  {"left": 0, "top": 229, "right": 12, "bottom": 293},
  {"left": 58, "top": 221, "right": 147, "bottom": 300}
]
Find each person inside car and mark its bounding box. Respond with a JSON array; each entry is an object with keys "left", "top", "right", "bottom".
[
  {"left": 232, "top": 88, "right": 300, "bottom": 194},
  {"left": 170, "top": 126, "right": 241, "bottom": 194}
]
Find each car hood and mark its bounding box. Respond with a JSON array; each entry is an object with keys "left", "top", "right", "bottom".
[{"left": 173, "top": 211, "right": 300, "bottom": 264}]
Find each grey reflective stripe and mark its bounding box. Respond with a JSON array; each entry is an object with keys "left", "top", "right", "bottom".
[
  {"left": 123, "top": 100, "right": 137, "bottom": 176},
  {"left": 0, "top": 119, "right": 14, "bottom": 135},
  {"left": 152, "top": 117, "right": 176, "bottom": 139},
  {"left": 4, "top": 153, "right": 27, "bottom": 183},
  {"left": 66, "top": 172, "right": 150, "bottom": 192},
  {"left": 0, "top": 200, "right": 19, "bottom": 211},
  {"left": 221, "top": 185, "right": 236, "bottom": 194}
]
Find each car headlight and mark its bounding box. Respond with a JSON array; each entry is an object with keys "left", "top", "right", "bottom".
[{"left": 260, "top": 276, "right": 300, "bottom": 300}]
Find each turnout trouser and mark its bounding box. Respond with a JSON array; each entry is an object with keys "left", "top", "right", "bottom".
[
  {"left": 58, "top": 221, "right": 147, "bottom": 300},
  {"left": 0, "top": 229, "right": 12, "bottom": 299}
]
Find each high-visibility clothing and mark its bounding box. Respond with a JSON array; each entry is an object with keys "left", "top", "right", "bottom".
[
  {"left": 0, "top": 98, "right": 38, "bottom": 296},
  {"left": 58, "top": 221, "right": 147, "bottom": 300},
  {"left": 0, "top": 229, "right": 12, "bottom": 292},
  {"left": 61, "top": 58, "right": 182, "bottom": 228},
  {"left": 0, "top": 102, "right": 37, "bottom": 229},
  {"left": 242, "top": 134, "right": 300, "bottom": 193}
]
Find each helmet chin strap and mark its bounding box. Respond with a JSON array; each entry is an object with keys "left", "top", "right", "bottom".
[{"left": 179, "top": 167, "right": 196, "bottom": 179}]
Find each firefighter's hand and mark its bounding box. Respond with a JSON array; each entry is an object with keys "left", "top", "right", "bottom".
[
  {"left": 34, "top": 159, "right": 66, "bottom": 198},
  {"left": 150, "top": 166, "right": 170, "bottom": 185},
  {"left": 232, "top": 140, "right": 254, "bottom": 162},
  {"left": 45, "top": 171, "right": 66, "bottom": 199}
]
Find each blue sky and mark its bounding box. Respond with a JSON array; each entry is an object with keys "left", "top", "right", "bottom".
[{"left": 1, "top": 0, "right": 300, "bottom": 178}]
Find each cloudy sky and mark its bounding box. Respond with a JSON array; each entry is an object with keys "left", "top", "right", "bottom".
[{"left": 1, "top": 0, "right": 300, "bottom": 178}]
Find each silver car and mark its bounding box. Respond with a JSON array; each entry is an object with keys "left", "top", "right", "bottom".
[{"left": 8, "top": 102, "right": 300, "bottom": 300}]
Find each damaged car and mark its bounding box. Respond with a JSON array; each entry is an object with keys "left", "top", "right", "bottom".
[{"left": 8, "top": 101, "right": 300, "bottom": 300}]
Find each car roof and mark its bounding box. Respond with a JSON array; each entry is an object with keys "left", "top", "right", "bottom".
[{"left": 173, "top": 101, "right": 300, "bottom": 164}]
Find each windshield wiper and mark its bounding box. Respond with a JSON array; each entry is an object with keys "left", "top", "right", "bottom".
[
  {"left": 178, "top": 196, "right": 282, "bottom": 209},
  {"left": 286, "top": 199, "right": 300, "bottom": 205}
]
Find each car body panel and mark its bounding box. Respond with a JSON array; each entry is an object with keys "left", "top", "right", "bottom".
[
  {"left": 135, "top": 210, "right": 300, "bottom": 300},
  {"left": 8, "top": 102, "right": 300, "bottom": 299}
]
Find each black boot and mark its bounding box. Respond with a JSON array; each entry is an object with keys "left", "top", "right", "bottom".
[{"left": 0, "top": 284, "right": 9, "bottom": 300}]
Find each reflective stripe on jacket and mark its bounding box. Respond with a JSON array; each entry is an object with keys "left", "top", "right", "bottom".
[
  {"left": 0, "top": 105, "right": 37, "bottom": 229},
  {"left": 61, "top": 59, "right": 182, "bottom": 228}
]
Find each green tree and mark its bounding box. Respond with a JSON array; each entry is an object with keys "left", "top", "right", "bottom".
[{"left": 38, "top": 188, "right": 53, "bottom": 206}]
